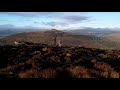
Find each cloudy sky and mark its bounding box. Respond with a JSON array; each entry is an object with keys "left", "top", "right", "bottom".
[{"left": 0, "top": 12, "right": 120, "bottom": 30}]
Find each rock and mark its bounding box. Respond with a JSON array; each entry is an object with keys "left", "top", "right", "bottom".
[
  {"left": 9, "top": 72, "right": 14, "bottom": 75},
  {"left": 42, "top": 47, "right": 48, "bottom": 52},
  {"left": 32, "top": 51, "right": 41, "bottom": 55},
  {"left": 117, "top": 55, "right": 120, "bottom": 58},
  {"left": 91, "top": 59, "right": 97, "bottom": 63},
  {"left": 64, "top": 56, "right": 71, "bottom": 63},
  {"left": 14, "top": 41, "right": 20, "bottom": 45},
  {"left": 66, "top": 53, "right": 72, "bottom": 57}
]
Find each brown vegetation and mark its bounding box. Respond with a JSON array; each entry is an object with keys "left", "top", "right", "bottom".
[{"left": 0, "top": 42, "right": 120, "bottom": 78}]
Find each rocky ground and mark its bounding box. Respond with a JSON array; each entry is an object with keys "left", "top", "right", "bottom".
[{"left": 0, "top": 42, "right": 120, "bottom": 78}]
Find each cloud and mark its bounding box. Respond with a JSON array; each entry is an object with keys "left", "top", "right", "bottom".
[
  {"left": 0, "top": 12, "right": 92, "bottom": 30},
  {"left": 0, "top": 12, "right": 55, "bottom": 17},
  {"left": 34, "top": 22, "right": 40, "bottom": 24},
  {"left": 41, "top": 15, "right": 90, "bottom": 28},
  {"left": 42, "top": 21, "right": 68, "bottom": 27},
  {"left": 0, "top": 12, "right": 90, "bottom": 21},
  {"left": 62, "top": 15, "right": 90, "bottom": 23}
]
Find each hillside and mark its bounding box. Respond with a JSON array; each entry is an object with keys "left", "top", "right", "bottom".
[
  {"left": 0, "top": 29, "right": 111, "bottom": 49},
  {"left": 1, "top": 29, "right": 120, "bottom": 49},
  {"left": 102, "top": 33, "right": 120, "bottom": 42},
  {"left": 0, "top": 43, "right": 120, "bottom": 78},
  {"left": 65, "top": 28, "right": 120, "bottom": 36}
]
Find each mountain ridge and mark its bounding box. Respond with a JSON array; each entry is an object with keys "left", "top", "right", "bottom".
[{"left": 1, "top": 29, "right": 120, "bottom": 49}]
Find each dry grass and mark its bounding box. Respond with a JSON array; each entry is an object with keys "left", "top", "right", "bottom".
[
  {"left": 19, "top": 69, "right": 36, "bottom": 78},
  {"left": 38, "top": 68, "right": 56, "bottom": 78},
  {"left": 19, "top": 68, "right": 57, "bottom": 78},
  {"left": 110, "top": 71, "right": 119, "bottom": 78},
  {"left": 1, "top": 42, "right": 120, "bottom": 78},
  {"left": 66, "top": 66, "right": 90, "bottom": 78},
  {"left": 93, "top": 62, "right": 112, "bottom": 72}
]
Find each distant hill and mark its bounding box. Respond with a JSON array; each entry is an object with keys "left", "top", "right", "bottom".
[
  {"left": 102, "top": 33, "right": 120, "bottom": 42},
  {"left": 0, "top": 29, "right": 104, "bottom": 48},
  {"left": 0, "top": 29, "right": 120, "bottom": 49},
  {"left": 0, "top": 28, "right": 45, "bottom": 36},
  {"left": 0, "top": 29, "right": 18, "bottom": 36},
  {"left": 65, "top": 27, "right": 120, "bottom": 37},
  {"left": 0, "top": 24, "right": 46, "bottom": 36}
]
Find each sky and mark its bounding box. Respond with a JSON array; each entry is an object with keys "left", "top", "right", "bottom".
[{"left": 0, "top": 12, "right": 120, "bottom": 30}]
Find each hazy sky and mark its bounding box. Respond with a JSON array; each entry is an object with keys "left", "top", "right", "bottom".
[{"left": 0, "top": 12, "right": 120, "bottom": 30}]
